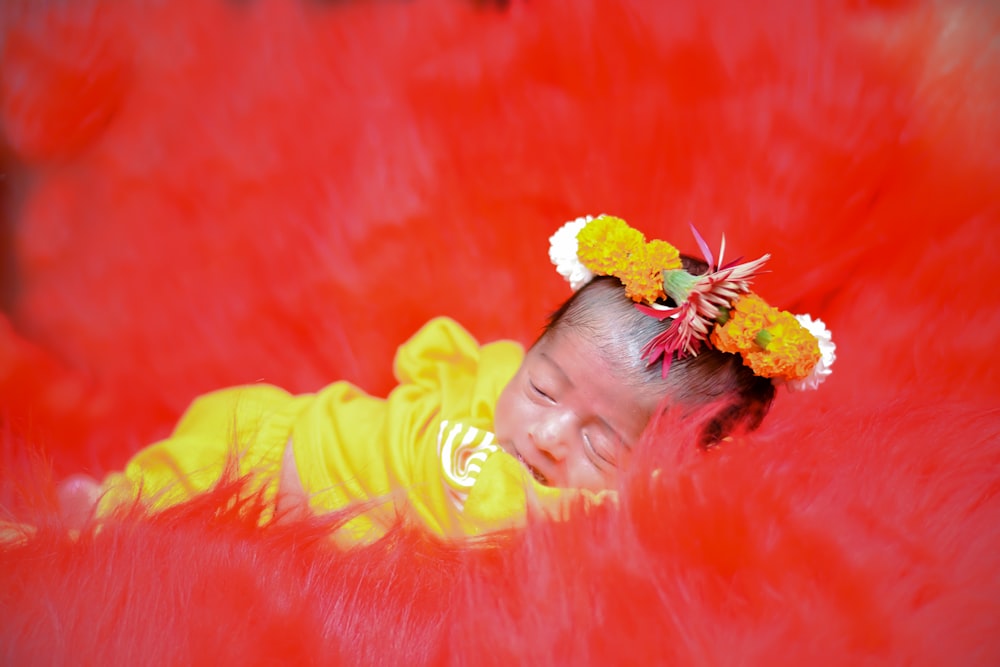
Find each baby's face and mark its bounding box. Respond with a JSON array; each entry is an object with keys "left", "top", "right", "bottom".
[{"left": 493, "top": 326, "right": 662, "bottom": 492}]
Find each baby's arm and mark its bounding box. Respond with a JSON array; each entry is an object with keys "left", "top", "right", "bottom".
[
  {"left": 56, "top": 436, "right": 307, "bottom": 530},
  {"left": 276, "top": 438, "right": 310, "bottom": 521},
  {"left": 59, "top": 384, "right": 301, "bottom": 523}
]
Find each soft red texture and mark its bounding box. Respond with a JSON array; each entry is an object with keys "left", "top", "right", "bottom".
[{"left": 1, "top": 0, "right": 998, "bottom": 664}]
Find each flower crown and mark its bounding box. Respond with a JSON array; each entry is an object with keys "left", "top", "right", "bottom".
[{"left": 549, "top": 215, "right": 836, "bottom": 391}]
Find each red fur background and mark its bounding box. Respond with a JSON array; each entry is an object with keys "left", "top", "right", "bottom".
[{"left": 1, "top": 0, "right": 998, "bottom": 663}]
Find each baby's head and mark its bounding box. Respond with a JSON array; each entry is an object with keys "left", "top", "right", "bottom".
[
  {"left": 494, "top": 272, "right": 775, "bottom": 492},
  {"left": 493, "top": 215, "right": 835, "bottom": 492}
]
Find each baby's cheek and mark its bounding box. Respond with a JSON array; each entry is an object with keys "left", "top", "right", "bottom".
[
  {"left": 497, "top": 379, "right": 535, "bottom": 425},
  {"left": 568, "top": 460, "right": 614, "bottom": 493},
  {"left": 492, "top": 385, "right": 520, "bottom": 440}
]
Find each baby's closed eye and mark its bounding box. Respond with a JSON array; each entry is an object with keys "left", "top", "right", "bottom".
[{"left": 583, "top": 432, "right": 617, "bottom": 469}]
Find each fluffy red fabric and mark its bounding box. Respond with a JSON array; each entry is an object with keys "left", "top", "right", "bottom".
[{"left": 1, "top": 0, "right": 998, "bottom": 663}]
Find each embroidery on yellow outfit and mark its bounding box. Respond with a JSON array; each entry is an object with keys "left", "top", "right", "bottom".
[{"left": 437, "top": 420, "right": 500, "bottom": 512}]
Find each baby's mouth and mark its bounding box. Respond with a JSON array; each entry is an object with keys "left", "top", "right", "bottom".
[{"left": 512, "top": 448, "right": 548, "bottom": 486}]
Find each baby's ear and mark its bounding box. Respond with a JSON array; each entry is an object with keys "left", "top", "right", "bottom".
[{"left": 698, "top": 397, "right": 770, "bottom": 450}]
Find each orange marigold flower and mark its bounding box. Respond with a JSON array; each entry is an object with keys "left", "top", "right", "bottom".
[
  {"left": 616, "top": 240, "right": 681, "bottom": 303},
  {"left": 644, "top": 239, "right": 682, "bottom": 274},
  {"left": 712, "top": 294, "right": 821, "bottom": 380},
  {"left": 577, "top": 215, "right": 645, "bottom": 275},
  {"left": 618, "top": 250, "right": 664, "bottom": 303},
  {"left": 621, "top": 273, "right": 663, "bottom": 303},
  {"left": 710, "top": 293, "right": 775, "bottom": 352},
  {"left": 742, "top": 313, "right": 821, "bottom": 380}
]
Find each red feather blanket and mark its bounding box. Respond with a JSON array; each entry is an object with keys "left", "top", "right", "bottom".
[{"left": 1, "top": 0, "right": 998, "bottom": 663}]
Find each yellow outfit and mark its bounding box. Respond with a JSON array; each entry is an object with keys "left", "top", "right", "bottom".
[{"left": 98, "top": 318, "right": 572, "bottom": 543}]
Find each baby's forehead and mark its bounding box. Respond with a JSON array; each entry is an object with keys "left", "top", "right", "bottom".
[
  {"left": 534, "top": 326, "right": 667, "bottom": 400},
  {"left": 537, "top": 323, "right": 648, "bottom": 376}
]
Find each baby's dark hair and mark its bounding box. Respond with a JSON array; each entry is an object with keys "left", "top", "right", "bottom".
[{"left": 541, "top": 259, "right": 775, "bottom": 448}]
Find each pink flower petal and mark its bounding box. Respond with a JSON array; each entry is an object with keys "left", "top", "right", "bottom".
[{"left": 689, "top": 223, "right": 714, "bottom": 269}]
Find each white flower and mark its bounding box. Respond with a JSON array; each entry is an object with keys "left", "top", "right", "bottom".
[
  {"left": 785, "top": 314, "right": 836, "bottom": 392},
  {"left": 548, "top": 215, "right": 596, "bottom": 291}
]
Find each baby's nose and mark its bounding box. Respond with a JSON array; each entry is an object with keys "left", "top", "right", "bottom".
[{"left": 532, "top": 412, "right": 577, "bottom": 461}]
